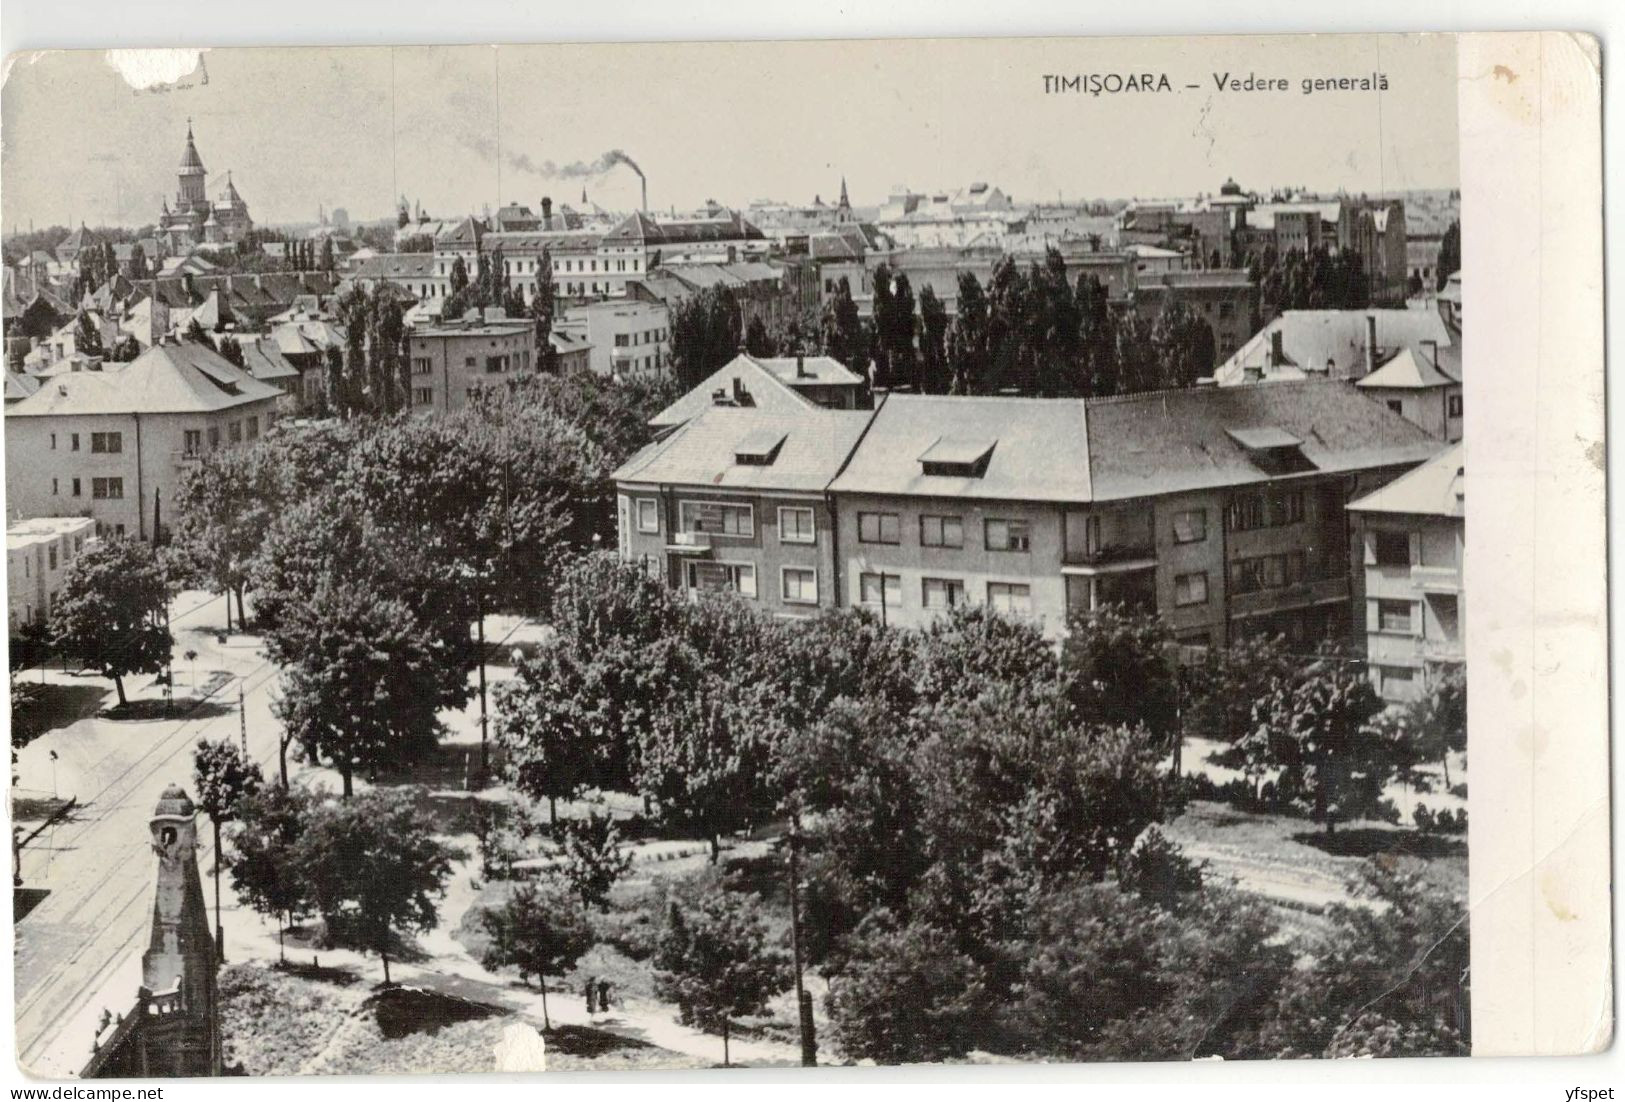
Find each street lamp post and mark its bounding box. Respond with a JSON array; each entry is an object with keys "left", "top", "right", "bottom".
[{"left": 786, "top": 813, "right": 816, "bottom": 1066}]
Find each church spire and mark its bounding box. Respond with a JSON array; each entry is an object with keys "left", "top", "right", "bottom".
[{"left": 839, "top": 175, "right": 850, "bottom": 208}]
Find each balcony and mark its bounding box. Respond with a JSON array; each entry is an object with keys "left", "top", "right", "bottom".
[
  {"left": 171, "top": 450, "right": 204, "bottom": 466},
  {"left": 1229, "top": 573, "right": 1351, "bottom": 619},
  {"left": 665, "top": 530, "right": 712, "bottom": 554},
  {"left": 1416, "top": 635, "right": 1465, "bottom": 662},
  {"left": 1411, "top": 563, "right": 1462, "bottom": 592}
]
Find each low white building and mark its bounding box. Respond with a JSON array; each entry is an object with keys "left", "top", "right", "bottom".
[
  {"left": 556, "top": 300, "right": 670, "bottom": 379},
  {"left": 7, "top": 515, "right": 96, "bottom": 634}
]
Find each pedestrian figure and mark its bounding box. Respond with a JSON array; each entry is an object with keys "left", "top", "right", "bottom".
[
  {"left": 584, "top": 976, "right": 597, "bottom": 1015},
  {"left": 597, "top": 979, "right": 611, "bottom": 1016}
]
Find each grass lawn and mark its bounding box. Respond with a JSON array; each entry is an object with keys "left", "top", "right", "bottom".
[{"left": 1162, "top": 799, "right": 1467, "bottom": 935}]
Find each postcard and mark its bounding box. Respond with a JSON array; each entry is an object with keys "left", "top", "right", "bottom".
[{"left": 1, "top": 30, "right": 1607, "bottom": 1078}]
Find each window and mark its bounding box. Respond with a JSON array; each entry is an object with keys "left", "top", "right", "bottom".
[
  {"left": 986, "top": 582, "right": 1032, "bottom": 613},
  {"left": 636, "top": 499, "right": 660, "bottom": 534},
  {"left": 781, "top": 566, "right": 818, "bottom": 605},
  {"left": 1228, "top": 551, "right": 1305, "bottom": 594},
  {"left": 413, "top": 357, "right": 433, "bottom": 375},
  {"left": 1171, "top": 508, "right": 1207, "bottom": 544},
  {"left": 50, "top": 433, "right": 56, "bottom": 450},
  {"left": 413, "top": 387, "right": 434, "bottom": 405},
  {"left": 985, "top": 518, "right": 1031, "bottom": 552},
  {"left": 208, "top": 427, "right": 221, "bottom": 449},
  {"left": 857, "top": 512, "right": 901, "bottom": 545},
  {"left": 1378, "top": 599, "right": 1414, "bottom": 633},
  {"left": 51, "top": 477, "right": 59, "bottom": 496},
  {"left": 614, "top": 334, "right": 629, "bottom": 347},
  {"left": 1448, "top": 394, "right": 1463, "bottom": 417},
  {"left": 71, "top": 433, "right": 80, "bottom": 451},
  {"left": 91, "top": 477, "right": 124, "bottom": 500},
  {"left": 48, "top": 546, "right": 57, "bottom": 570},
  {"left": 1378, "top": 664, "right": 1416, "bottom": 695},
  {"left": 1174, "top": 572, "right": 1209, "bottom": 607},
  {"left": 1373, "top": 530, "right": 1411, "bottom": 567},
  {"left": 919, "top": 514, "right": 964, "bottom": 549},
  {"left": 465, "top": 357, "right": 477, "bottom": 368},
  {"left": 71, "top": 478, "right": 81, "bottom": 497},
  {"left": 1386, "top": 399, "right": 1404, "bottom": 415},
  {"left": 679, "top": 500, "right": 754, "bottom": 538},
  {"left": 246, "top": 416, "right": 260, "bottom": 441},
  {"left": 90, "top": 432, "right": 123, "bottom": 454},
  {"left": 778, "top": 506, "right": 815, "bottom": 544},
  {"left": 228, "top": 421, "right": 243, "bottom": 444},
  {"left": 1226, "top": 490, "right": 1304, "bottom": 531},
  {"left": 922, "top": 577, "right": 967, "bottom": 610},
  {"left": 688, "top": 561, "right": 757, "bottom": 598},
  {"left": 859, "top": 572, "right": 902, "bottom": 608}
]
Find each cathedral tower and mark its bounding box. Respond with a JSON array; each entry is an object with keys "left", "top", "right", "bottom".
[{"left": 177, "top": 121, "right": 207, "bottom": 211}]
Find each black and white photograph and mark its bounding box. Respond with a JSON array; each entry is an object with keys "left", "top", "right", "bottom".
[{"left": 0, "top": 25, "right": 1608, "bottom": 1085}]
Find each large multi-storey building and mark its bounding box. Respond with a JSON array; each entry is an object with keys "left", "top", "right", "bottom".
[
  {"left": 3, "top": 339, "right": 282, "bottom": 540},
  {"left": 612, "top": 405, "right": 876, "bottom": 617},
  {"left": 1347, "top": 443, "right": 1464, "bottom": 702},
  {"left": 554, "top": 300, "right": 670, "bottom": 379},
  {"left": 613, "top": 378, "right": 1444, "bottom": 649},
  {"left": 405, "top": 307, "right": 537, "bottom": 414}
]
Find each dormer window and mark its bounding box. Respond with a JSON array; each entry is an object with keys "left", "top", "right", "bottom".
[
  {"left": 918, "top": 436, "right": 996, "bottom": 478},
  {"left": 1225, "top": 426, "right": 1315, "bottom": 475},
  {"left": 734, "top": 429, "right": 787, "bottom": 467}
]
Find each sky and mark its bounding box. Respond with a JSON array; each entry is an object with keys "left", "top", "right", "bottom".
[{"left": 1, "top": 33, "right": 1460, "bottom": 230}]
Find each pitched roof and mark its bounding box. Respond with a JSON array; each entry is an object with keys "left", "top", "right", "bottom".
[
  {"left": 350, "top": 253, "right": 436, "bottom": 280},
  {"left": 7, "top": 339, "right": 283, "bottom": 417},
  {"left": 752, "top": 355, "right": 865, "bottom": 388},
  {"left": 237, "top": 336, "right": 301, "bottom": 383},
  {"left": 4, "top": 370, "right": 42, "bottom": 403},
  {"left": 613, "top": 405, "right": 874, "bottom": 493},
  {"left": 1215, "top": 309, "right": 1454, "bottom": 385},
  {"left": 830, "top": 394, "right": 1094, "bottom": 504},
  {"left": 1356, "top": 346, "right": 1459, "bottom": 390},
  {"left": 647, "top": 354, "right": 820, "bottom": 428},
  {"left": 604, "top": 210, "right": 765, "bottom": 246},
  {"left": 1082, "top": 381, "right": 1443, "bottom": 501},
  {"left": 1347, "top": 443, "right": 1464, "bottom": 519},
  {"left": 828, "top": 381, "right": 1443, "bottom": 505}
]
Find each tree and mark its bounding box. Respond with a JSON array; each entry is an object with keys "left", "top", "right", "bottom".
[
  {"left": 50, "top": 538, "right": 173, "bottom": 707},
  {"left": 532, "top": 248, "right": 557, "bottom": 371},
  {"left": 478, "top": 880, "right": 592, "bottom": 1027},
  {"left": 1076, "top": 274, "right": 1117, "bottom": 396},
  {"left": 320, "top": 236, "right": 336, "bottom": 274},
  {"left": 227, "top": 784, "right": 316, "bottom": 962},
  {"left": 74, "top": 312, "right": 103, "bottom": 358},
  {"left": 1180, "top": 632, "right": 1298, "bottom": 747},
  {"left": 1436, "top": 221, "right": 1461, "bottom": 292},
  {"left": 1061, "top": 604, "right": 1180, "bottom": 749},
  {"left": 109, "top": 335, "right": 142, "bottom": 363},
  {"left": 826, "top": 915, "right": 988, "bottom": 1063},
  {"left": 743, "top": 315, "right": 772, "bottom": 357},
  {"left": 493, "top": 645, "right": 602, "bottom": 824},
  {"left": 823, "top": 277, "right": 865, "bottom": 379},
  {"left": 917, "top": 284, "right": 951, "bottom": 393},
  {"left": 947, "top": 272, "right": 990, "bottom": 394},
  {"left": 670, "top": 285, "right": 743, "bottom": 389},
  {"left": 216, "top": 334, "right": 245, "bottom": 369},
  {"left": 129, "top": 242, "right": 150, "bottom": 281},
  {"left": 449, "top": 256, "right": 470, "bottom": 298},
  {"left": 295, "top": 788, "right": 461, "bottom": 984},
  {"left": 172, "top": 442, "right": 278, "bottom": 630},
  {"left": 194, "top": 737, "right": 265, "bottom": 953},
  {"left": 654, "top": 887, "right": 793, "bottom": 1065},
  {"left": 1243, "top": 655, "right": 1392, "bottom": 833},
  {"left": 323, "top": 344, "right": 345, "bottom": 415},
  {"left": 184, "top": 316, "right": 214, "bottom": 348},
  {"left": 1150, "top": 300, "right": 1216, "bottom": 388},
  {"left": 1405, "top": 664, "right": 1466, "bottom": 787},
  {"left": 556, "top": 810, "right": 633, "bottom": 912},
  {"left": 272, "top": 576, "right": 446, "bottom": 798}
]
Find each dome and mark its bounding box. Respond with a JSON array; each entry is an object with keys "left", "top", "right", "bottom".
[
  {"left": 179, "top": 124, "right": 206, "bottom": 174},
  {"left": 153, "top": 784, "right": 196, "bottom": 819}
]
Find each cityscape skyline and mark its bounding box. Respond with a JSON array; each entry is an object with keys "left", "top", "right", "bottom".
[{"left": 3, "top": 36, "right": 1459, "bottom": 230}]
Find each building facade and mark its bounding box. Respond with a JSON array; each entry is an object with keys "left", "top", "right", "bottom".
[
  {"left": 1347, "top": 444, "right": 1464, "bottom": 702},
  {"left": 556, "top": 300, "right": 670, "bottom": 378},
  {"left": 6, "top": 515, "right": 95, "bottom": 633},
  {"left": 4, "top": 340, "right": 283, "bottom": 540},
  {"left": 405, "top": 308, "right": 537, "bottom": 415}
]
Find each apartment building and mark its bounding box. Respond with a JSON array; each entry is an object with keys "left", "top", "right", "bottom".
[
  {"left": 613, "top": 377, "right": 1443, "bottom": 650},
  {"left": 612, "top": 405, "right": 875, "bottom": 617},
  {"left": 556, "top": 300, "right": 670, "bottom": 379},
  {"left": 828, "top": 385, "right": 1441, "bottom": 646},
  {"left": 3, "top": 338, "right": 282, "bottom": 540},
  {"left": 7, "top": 515, "right": 96, "bottom": 633},
  {"left": 1346, "top": 443, "right": 1464, "bottom": 702},
  {"left": 405, "top": 307, "right": 537, "bottom": 415}
]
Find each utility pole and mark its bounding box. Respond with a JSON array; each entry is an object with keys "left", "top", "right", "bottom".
[
  {"left": 238, "top": 680, "right": 248, "bottom": 755},
  {"left": 786, "top": 814, "right": 816, "bottom": 1066}
]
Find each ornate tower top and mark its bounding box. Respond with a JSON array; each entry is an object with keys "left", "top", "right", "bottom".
[
  {"left": 179, "top": 122, "right": 206, "bottom": 176},
  {"left": 839, "top": 175, "right": 850, "bottom": 209}
]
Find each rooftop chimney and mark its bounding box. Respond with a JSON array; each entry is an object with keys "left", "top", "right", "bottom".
[
  {"left": 796, "top": 353, "right": 807, "bottom": 378},
  {"left": 712, "top": 387, "right": 729, "bottom": 405},
  {"left": 1363, "top": 314, "right": 1377, "bottom": 378},
  {"left": 1269, "top": 329, "right": 1284, "bottom": 369},
  {"left": 542, "top": 197, "right": 553, "bottom": 231},
  {"left": 732, "top": 376, "right": 746, "bottom": 403}
]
